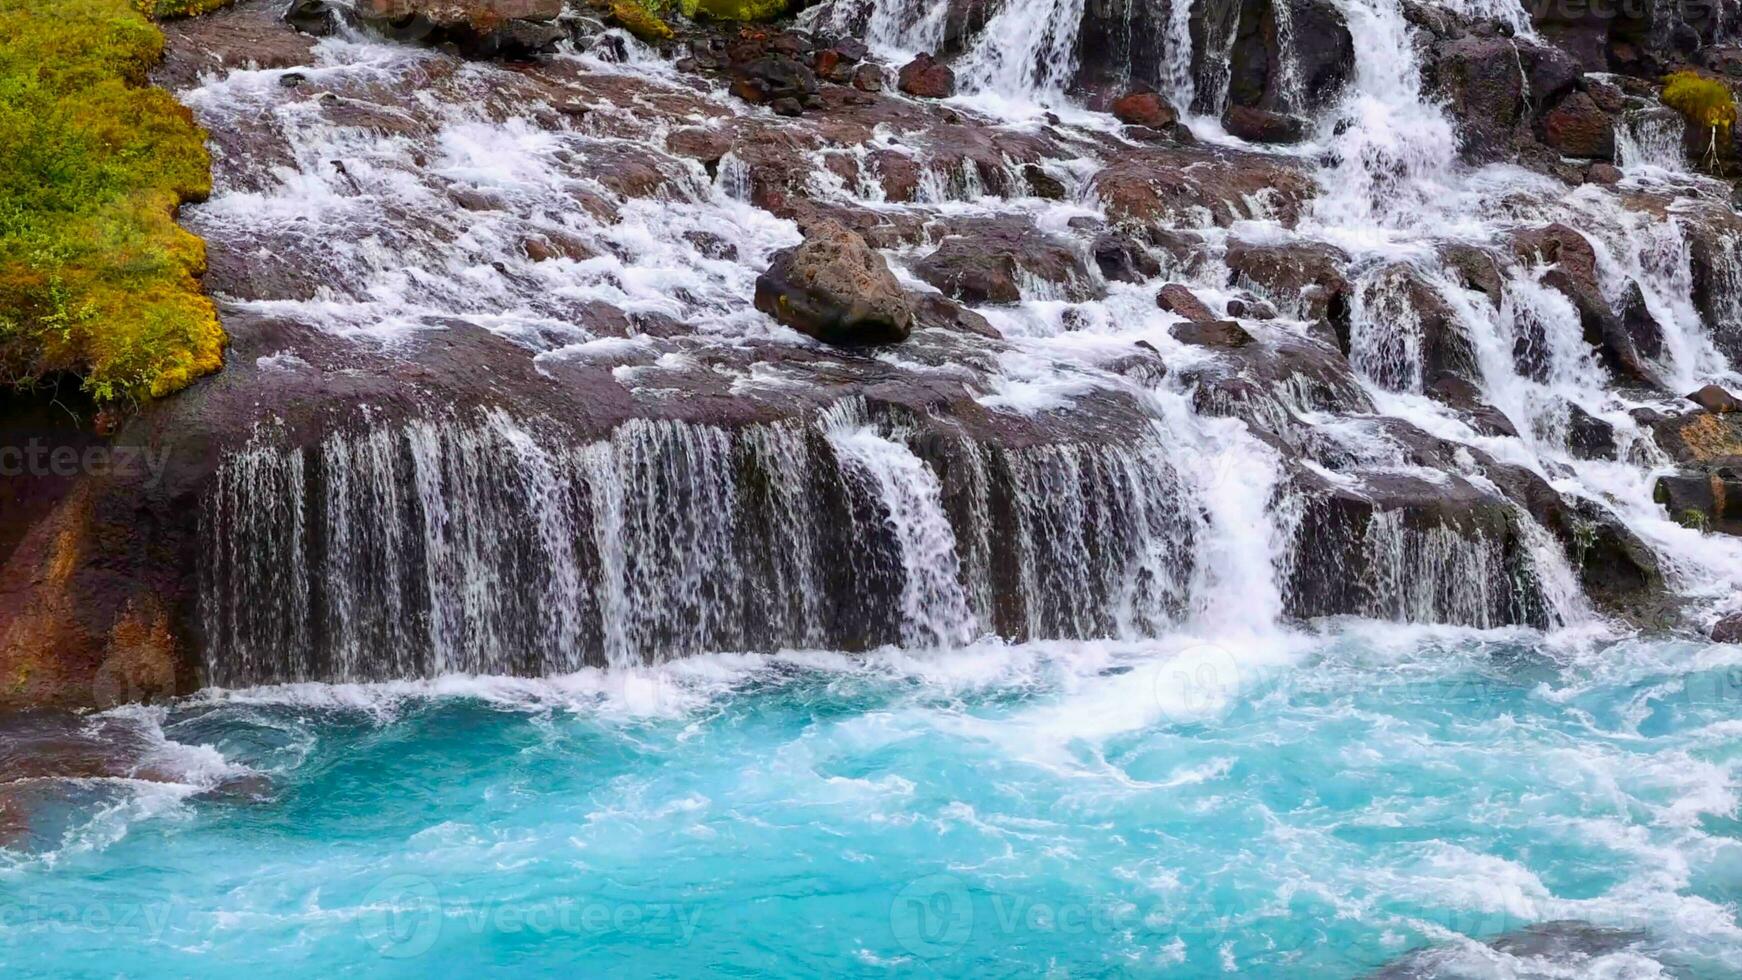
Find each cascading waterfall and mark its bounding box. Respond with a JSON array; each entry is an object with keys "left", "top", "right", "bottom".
[
  {"left": 177, "top": 0, "right": 1742, "bottom": 694},
  {"left": 199, "top": 409, "right": 1214, "bottom": 686},
  {"left": 953, "top": 0, "right": 1088, "bottom": 102}
]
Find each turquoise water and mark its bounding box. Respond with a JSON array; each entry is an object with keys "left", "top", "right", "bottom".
[{"left": 3, "top": 627, "right": 1740, "bottom": 977}]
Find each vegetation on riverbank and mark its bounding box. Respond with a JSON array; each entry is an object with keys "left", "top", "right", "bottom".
[{"left": 0, "top": 0, "right": 223, "bottom": 404}]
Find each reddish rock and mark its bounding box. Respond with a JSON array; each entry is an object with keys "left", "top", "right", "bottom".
[
  {"left": 1157, "top": 284, "right": 1218, "bottom": 324},
  {"left": 1111, "top": 90, "right": 1177, "bottom": 129},
  {"left": 898, "top": 54, "right": 956, "bottom": 98},
  {"left": 1541, "top": 91, "right": 1615, "bottom": 159}
]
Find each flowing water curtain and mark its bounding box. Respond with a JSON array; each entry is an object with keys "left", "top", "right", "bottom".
[{"left": 203, "top": 410, "right": 1224, "bottom": 684}]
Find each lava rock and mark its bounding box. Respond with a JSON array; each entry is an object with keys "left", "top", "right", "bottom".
[
  {"left": 283, "top": 0, "right": 340, "bottom": 35},
  {"left": 1222, "top": 105, "right": 1308, "bottom": 144},
  {"left": 898, "top": 54, "right": 956, "bottom": 98},
  {"left": 1713, "top": 612, "right": 1742, "bottom": 643},
  {"left": 754, "top": 220, "right": 913, "bottom": 345},
  {"left": 1224, "top": 240, "right": 1351, "bottom": 327},
  {"left": 1690, "top": 383, "right": 1742, "bottom": 414},
  {"left": 1093, "top": 231, "right": 1161, "bottom": 283},
  {"left": 851, "top": 63, "right": 884, "bottom": 92},
  {"left": 913, "top": 219, "right": 1101, "bottom": 305},
  {"left": 1022, "top": 164, "right": 1067, "bottom": 200},
  {"left": 354, "top": 0, "right": 567, "bottom": 57},
  {"left": 1111, "top": 90, "right": 1177, "bottom": 129},
  {"left": 1427, "top": 375, "right": 1519, "bottom": 437},
  {"left": 1541, "top": 91, "right": 1616, "bottom": 159},
  {"left": 1655, "top": 468, "right": 1742, "bottom": 534},
  {"left": 1566, "top": 402, "right": 1619, "bottom": 459},
  {"left": 1172, "top": 319, "right": 1254, "bottom": 348},
  {"left": 1157, "top": 284, "right": 1218, "bottom": 323}
]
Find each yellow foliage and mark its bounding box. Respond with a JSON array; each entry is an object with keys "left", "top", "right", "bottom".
[
  {"left": 0, "top": 0, "right": 224, "bottom": 403},
  {"left": 681, "top": 0, "right": 790, "bottom": 20},
  {"left": 134, "top": 0, "right": 232, "bottom": 18},
  {"left": 1662, "top": 70, "right": 1736, "bottom": 134},
  {"left": 602, "top": 0, "right": 673, "bottom": 41}
]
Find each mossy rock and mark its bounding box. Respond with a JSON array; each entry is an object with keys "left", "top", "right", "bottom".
[
  {"left": 599, "top": 0, "right": 674, "bottom": 41},
  {"left": 0, "top": 0, "right": 224, "bottom": 403},
  {"left": 681, "top": 0, "right": 791, "bottom": 20}
]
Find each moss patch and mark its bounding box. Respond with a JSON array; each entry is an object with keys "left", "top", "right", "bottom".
[
  {"left": 137, "top": 0, "right": 232, "bottom": 18},
  {"left": 681, "top": 0, "right": 791, "bottom": 20},
  {"left": 0, "top": 0, "right": 224, "bottom": 404}
]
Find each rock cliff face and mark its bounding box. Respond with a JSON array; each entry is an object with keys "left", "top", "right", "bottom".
[{"left": 4, "top": 0, "right": 1742, "bottom": 704}]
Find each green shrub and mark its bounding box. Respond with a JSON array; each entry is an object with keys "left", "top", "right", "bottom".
[{"left": 0, "top": 0, "right": 223, "bottom": 403}]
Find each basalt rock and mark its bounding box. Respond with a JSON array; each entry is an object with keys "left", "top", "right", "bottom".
[
  {"left": 1189, "top": 0, "right": 1353, "bottom": 116},
  {"left": 898, "top": 54, "right": 955, "bottom": 98},
  {"left": 913, "top": 219, "right": 1102, "bottom": 305},
  {"left": 754, "top": 220, "right": 914, "bottom": 345},
  {"left": 1427, "top": 375, "right": 1519, "bottom": 437},
  {"left": 1541, "top": 91, "right": 1616, "bottom": 159},
  {"left": 1172, "top": 319, "right": 1253, "bottom": 348},
  {"left": 1714, "top": 611, "right": 1742, "bottom": 642},
  {"left": 1111, "top": 90, "right": 1178, "bottom": 129},
  {"left": 1222, "top": 105, "right": 1307, "bottom": 144},
  {"left": 1157, "top": 284, "right": 1218, "bottom": 324},
  {"left": 1512, "top": 223, "right": 1660, "bottom": 386},
  {"left": 1565, "top": 402, "right": 1619, "bottom": 460},
  {"left": 1093, "top": 147, "right": 1317, "bottom": 230},
  {"left": 1690, "top": 383, "right": 1742, "bottom": 414},
  {"left": 1655, "top": 468, "right": 1742, "bottom": 534},
  {"left": 353, "top": 0, "right": 567, "bottom": 57},
  {"left": 1224, "top": 239, "right": 1351, "bottom": 329}
]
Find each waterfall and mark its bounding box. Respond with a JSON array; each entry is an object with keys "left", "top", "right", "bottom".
[
  {"left": 827, "top": 423, "right": 980, "bottom": 648},
  {"left": 200, "top": 408, "right": 1218, "bottom": 686},
  {"left": 1616, "top": 108, "right": 1689, "bottom": 174},
  {"left": 955, "top": 0, "right": 1089, "bottom": 102}
]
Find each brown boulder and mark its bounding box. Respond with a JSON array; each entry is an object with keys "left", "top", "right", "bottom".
[
  {"left": 1172, "top": 319, "right": 1254, "bottom": 348},
  {"left": 1713, "top": 611, "right": 1742, "bottom": 643},
  {"left": 1112, "top": 90, "right": 1177, "bottom": 129},
  {"left": 753, "top": 220, "right": 913, "bottom": 345},
  {"left": 1157, "top": 284, "right": 1218, "bottom": 323},
  {"left": 898, "top": 54, "right": 956, "bottom": 98},
  {"left": 1224, "top": 240, "right": 1351, "bottom": 327},
  {"left": 1690, "top": 383, "right": 1742, "bottom": 414},
  {"left": 1541, "top": 91, "right": 1615, "bottom": 159},
  {"left": 913, "top": 219, "right": 1101, "bottom": 305}
]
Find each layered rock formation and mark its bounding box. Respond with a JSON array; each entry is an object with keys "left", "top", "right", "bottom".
[{"left": 4, "top": 0, "right": 1742, "bottom": 705}]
